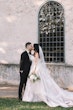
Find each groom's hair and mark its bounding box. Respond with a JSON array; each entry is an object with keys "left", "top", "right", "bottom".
[{"left": 25, "top": 42, "right": 31, "bottom": 48}]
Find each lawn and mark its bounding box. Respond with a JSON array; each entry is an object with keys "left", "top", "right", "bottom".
[{"left": 0, "top": 98, "right": 73, "bottom": 110}]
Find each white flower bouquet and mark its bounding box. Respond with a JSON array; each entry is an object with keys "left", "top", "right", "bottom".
[{"left": 28, "top": 73, "right": 40, "bottom": 83}]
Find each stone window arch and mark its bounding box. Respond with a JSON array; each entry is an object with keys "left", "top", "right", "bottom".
[{"left": 39, "top": 1, "right": 65, "bottom": 63}]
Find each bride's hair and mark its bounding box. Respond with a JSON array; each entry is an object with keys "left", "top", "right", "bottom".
[
  {"left": 34, "top": 44, "right": 39, "bottom": 54},
  {"left": 34, "top": 44, "right": 45, "bottom": 62}
]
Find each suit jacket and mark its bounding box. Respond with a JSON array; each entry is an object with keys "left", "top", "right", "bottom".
[{"left": 20, "top": 51, "right": 32, "bottom": 74}]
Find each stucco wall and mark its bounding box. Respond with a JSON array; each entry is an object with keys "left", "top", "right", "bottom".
[{"left": 0, "top": 0, "right": 73, "bottom": 65}]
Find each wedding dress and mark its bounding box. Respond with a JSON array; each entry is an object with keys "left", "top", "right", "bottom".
[{"left": 22, "top": 46, "right": 73, "bottom": 108}]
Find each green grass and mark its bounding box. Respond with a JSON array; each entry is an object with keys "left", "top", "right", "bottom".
[{"left": 0, "top": 98, "right": 73, "bottom": 110}]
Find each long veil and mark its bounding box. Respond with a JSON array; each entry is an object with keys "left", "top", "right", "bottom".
[
  {"left": 39, "top": 45, "right": 49, "bottom": 70},
  {"left": 39, "top": 45, "right": 48, "bottom": 68},
  {"left": 39, "top": 46, "right": 45, "bottom": 63}
]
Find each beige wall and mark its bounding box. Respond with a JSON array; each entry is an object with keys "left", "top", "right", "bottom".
[{"left": 0, "top": 0, "right": 73, "bottom": 65}]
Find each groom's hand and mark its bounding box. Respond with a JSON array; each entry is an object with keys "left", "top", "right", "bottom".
[{"left": 20, "top": 70, "right": 23, "bottom": 73}]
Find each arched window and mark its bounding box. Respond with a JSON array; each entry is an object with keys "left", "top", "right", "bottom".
[{"left": 39, "top": 1, "right": 65, "bottom": 63}]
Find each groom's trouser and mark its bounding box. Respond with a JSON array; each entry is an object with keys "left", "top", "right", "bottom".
[{"left": 18, "top": 72, "right": 28, "bottom": 99}]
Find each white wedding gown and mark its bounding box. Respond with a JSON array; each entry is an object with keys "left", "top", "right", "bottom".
[{"left": 23, "top": 54, "right": 73, "bottom": 107}]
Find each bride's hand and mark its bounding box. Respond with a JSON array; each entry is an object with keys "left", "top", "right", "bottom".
[
  {"left": 32, "top": 65, "right": 37, "bottom": 74},
  {"left": 32, "top": 70, "right": 36, "bottom": 74}
]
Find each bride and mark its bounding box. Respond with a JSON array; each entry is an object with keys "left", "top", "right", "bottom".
[{"left": 22, "top": 44, "right": 73, "bottom": 107}]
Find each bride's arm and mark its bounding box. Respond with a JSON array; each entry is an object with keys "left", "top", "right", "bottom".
[
  {"left": 32, "top": 52, "right": 39, "bottom": 74},
  {"left": 34, "top": 52, "right": 39, "bottom": 64}
]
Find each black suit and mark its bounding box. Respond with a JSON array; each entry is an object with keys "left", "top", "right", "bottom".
[{"left": 18, "top": 51, "right": 32, "bottom": 100}]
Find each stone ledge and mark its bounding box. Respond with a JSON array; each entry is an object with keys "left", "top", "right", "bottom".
[
  {"left": 46, "top": 63, "right": 73, "bottom": 67},
  {"left": 0, "top": 63, "right": 73, "bottom": 67}
]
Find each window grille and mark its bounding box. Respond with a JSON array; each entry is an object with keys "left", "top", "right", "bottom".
[{"left": 39, "top": 1, "right": 64, "bottom": 63}]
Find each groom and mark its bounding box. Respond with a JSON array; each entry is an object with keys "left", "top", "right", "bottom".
[{"left": 18, "top": 42, "right": 32, "bottom": 101}]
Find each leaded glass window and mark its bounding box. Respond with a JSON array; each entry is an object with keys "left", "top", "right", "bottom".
[{"left": 39, "top": 1, "right": 64, "bottom": 63}]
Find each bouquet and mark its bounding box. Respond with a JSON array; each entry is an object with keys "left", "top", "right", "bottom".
[{"left": 28, "top": 73, "right": 40, "bottom": 83}]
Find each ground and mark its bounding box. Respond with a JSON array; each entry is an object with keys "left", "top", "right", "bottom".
[
  {"left": 0, "top": 98, "right": 73, "bottom": 110},
  {"left": 0, "top": 84, "right": 73, "bottom": 110},
  {"left": 0, "top": 84, "right": 18, "bottom": 98}
]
